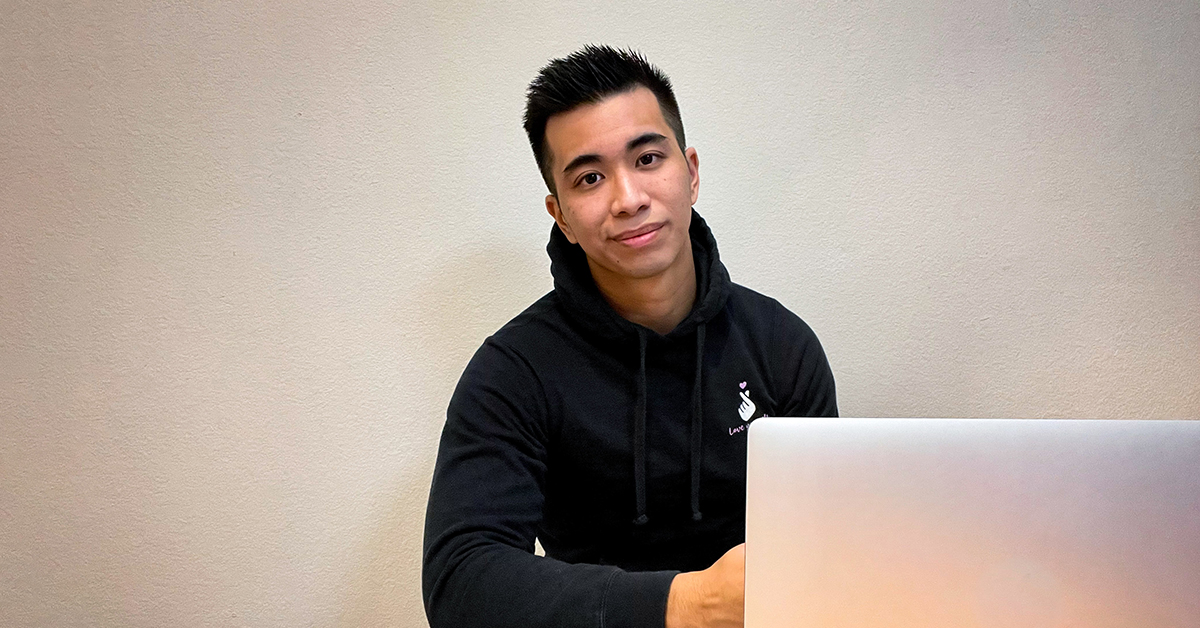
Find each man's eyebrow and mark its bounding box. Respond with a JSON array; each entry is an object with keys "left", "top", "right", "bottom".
[
  {"left": 562, "top": 153, "right": 601, "bottom": 176},
  {"left": 626, "top": 132, "right": 668, "bottom": 151}
]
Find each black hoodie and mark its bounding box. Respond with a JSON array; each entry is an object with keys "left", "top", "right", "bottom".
[{"left": 423, "top": 210, "right": 837, "bottom": 628}]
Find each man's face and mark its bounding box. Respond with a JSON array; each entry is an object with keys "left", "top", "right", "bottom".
[{"left": 544, "top": 87, "right": 700, "bottom": 283}]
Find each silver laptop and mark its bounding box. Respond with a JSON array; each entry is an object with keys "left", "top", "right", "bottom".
[{"left": 745, "top": 417, "right": 1200, "bottom": 628}]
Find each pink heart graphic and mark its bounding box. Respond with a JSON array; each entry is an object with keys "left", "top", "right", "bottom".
[{"left": 739, "top": 381, "right": 747, "bottom": 389}]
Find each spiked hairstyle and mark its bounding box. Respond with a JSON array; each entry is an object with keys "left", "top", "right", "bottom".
[{"left": 523, "top": 45, "right": 686, "bottom": 195}]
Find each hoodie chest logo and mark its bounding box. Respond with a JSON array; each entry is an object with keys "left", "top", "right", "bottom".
[
  {"left": 728, "top": 381, "right": 765, "bottom": 436},
  {"left": 737, "top": 381, "right": 756, "bottom": 422}
]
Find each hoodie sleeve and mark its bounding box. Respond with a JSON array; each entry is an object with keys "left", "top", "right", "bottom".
[
  {"left": 772, "top": 306, "right": 839, "bottom": 418},
  {"left": 423, "top": 339, "right": 678, "bottom": 628}
]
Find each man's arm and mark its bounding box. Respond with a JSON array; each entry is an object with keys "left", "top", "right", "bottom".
[{"left": 422, "top": 340, "right": 677, "bottom": 628}]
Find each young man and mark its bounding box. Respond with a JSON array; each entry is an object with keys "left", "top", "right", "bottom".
[{"left": 423, "top": 45, "right": 837, "bottom": 628}]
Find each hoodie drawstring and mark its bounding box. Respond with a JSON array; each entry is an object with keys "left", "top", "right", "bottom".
[
  {"left": 632, "top": 329, "right": 649, "bottom": 526},
  {"left": 689, "top": 323, "right": 706, "bottom": 522},
  {"left": 631, "top": 323, "right": 707, "bottom": 526}
]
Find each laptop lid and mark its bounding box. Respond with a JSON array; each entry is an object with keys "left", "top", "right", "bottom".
[{"left": 745, "top": 417, "right": 1200, "bottom": 628}]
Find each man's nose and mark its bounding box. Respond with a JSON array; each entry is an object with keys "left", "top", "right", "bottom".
[{"left": 610, "top": 168, "right": 650, "bottom": 216}]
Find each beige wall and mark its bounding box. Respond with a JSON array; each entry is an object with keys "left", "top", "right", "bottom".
[{"left": 2, "top": 1, "right": 1197, "bottom": 626}]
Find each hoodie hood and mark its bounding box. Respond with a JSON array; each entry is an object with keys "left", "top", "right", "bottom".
[{"left": 547, "top": 209, "right": 731, "bottom": 525}]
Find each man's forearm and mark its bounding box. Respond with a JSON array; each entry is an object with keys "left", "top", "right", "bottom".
[
  {"left": 424, "top": 539, "right": 677, "bottom": 628},
  {"left": 664, "top": 544, "right": 745, "bottom": 628}
]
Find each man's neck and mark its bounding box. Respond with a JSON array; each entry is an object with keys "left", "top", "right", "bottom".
[{"left": 587, "top": 246, "right": 698, "bottom": 336}]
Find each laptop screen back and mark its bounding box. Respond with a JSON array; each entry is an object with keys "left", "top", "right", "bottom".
[{"left": 745, "top": 417, "right": 1200, "bottom": 628}]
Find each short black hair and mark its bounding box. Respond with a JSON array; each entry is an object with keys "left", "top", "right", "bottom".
[{"left": 524, "top": 45, "right": 686, "bottom": 195}]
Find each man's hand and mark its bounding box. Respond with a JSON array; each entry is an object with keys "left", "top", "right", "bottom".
[{"left": 665, "top": 544, "right": 745, "bottom": 628}]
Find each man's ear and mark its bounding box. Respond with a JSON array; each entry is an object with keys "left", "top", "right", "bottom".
[
  {"left": 685, "top": 147, "right": 700, "bottom": 206},
  {"left": 545, "top": 194, "right": 578, "bottom": 243}
]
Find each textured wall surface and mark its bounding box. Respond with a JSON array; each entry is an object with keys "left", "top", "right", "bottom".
[{"left": 2, "top": 1, "right": 1197, "bottom": 626}]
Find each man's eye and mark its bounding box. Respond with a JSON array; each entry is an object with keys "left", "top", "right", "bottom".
[
  {"left": 580, "top": 173, "right": 601, "bottom": 186},
  {"left": 638, "top": 153, "right": 659, "bottom": 166}
]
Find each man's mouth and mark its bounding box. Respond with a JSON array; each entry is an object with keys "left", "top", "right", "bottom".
[{"left": 614, "top": 223, "right": 664, "bottom": 247}]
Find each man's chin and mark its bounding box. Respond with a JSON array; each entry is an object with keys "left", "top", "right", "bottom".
[{"left": 608, "top": 257, "right": 676, "bottom": 281}]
